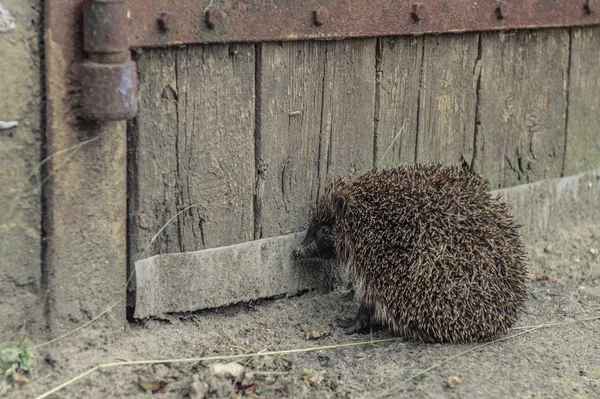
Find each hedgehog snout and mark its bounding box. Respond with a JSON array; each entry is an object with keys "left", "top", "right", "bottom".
[
  {"left": 292, "top": 248, "right": 303, "bottom": 259},
  {"left": 292, "top": 240, "right": 318, "bottom": 260}
]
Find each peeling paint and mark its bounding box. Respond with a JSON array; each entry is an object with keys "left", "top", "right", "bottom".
[
  {"left": 0, "top": 120, "right": 18, "bottom": 129},
  {"left": 0, "top": 3, "right": 16, "bottom": 33},
  {"left": 119, "top": 64, "right": 136, "bottom": 110}
]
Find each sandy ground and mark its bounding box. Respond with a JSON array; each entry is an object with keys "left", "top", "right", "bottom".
[{"left": 4, "top": 221, "right": 600, "bottom": 398}]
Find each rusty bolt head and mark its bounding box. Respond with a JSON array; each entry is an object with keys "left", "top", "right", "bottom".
[
  {"left": 313, "top": 6, "right": 330, "bottom": 26},
  {"left": 411, "top": 3, "right": 424, "bottom": 23},
  {"left": 206, "top": 8, "right": 224, "bottom": 29},
  {"left": 495, "top": 6, "right": 505, "bottom": 19},
  {"left": 495, "top": 1, "right": 508, "bottom": 19},
  {"left": 157, "top": 12, "right": 172, "bottom": 31}
]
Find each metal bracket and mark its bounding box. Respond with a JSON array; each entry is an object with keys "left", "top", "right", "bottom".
[{"left": 80, "top": 0, "right": 600, "bottom": 121}]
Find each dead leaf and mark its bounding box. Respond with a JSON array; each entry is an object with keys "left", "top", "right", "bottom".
[
  {"left": 300, "top": 368, "right": 315, "bottom": 380},
  {"left": 534, "top": 274, "right": 559, "bottom": 284},
  {"left": 209, "top": 362, "right": 244, "bottom": 378},
  {"left": 305, "top": 330, "right": 331, "bottom": 340},
  {"left": 447, "top": 376, "right": 462, "bottom": 388},
  {"left": 13, "top": 373, "right": 29, "bottom": 386},
  {"left": 138, "top": 376, "right": 167, "bottom": 392},
  {"left": 308, "top": 372, "right": 323, "bottom": 386}
]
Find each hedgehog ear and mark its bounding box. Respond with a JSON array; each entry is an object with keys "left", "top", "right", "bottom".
[{"left": 333, "top": 194, "right": 348, "bottom": 218}]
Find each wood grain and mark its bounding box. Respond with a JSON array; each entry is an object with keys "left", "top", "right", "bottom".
[
  {"left": 255, "top": 39, "right": 376, "bottom": 238},
  {"left": 375, "top": 36, "right": 423, "bottom": 168},
  {"left": 318, "top": 39, "right": 377, "bottom": 190},
  {"left": 416, "top": 33, "right": 479, "bottom": 166},
  {"left": 563, "top": 26, "right": 600, "bottom": 176},
  {"left": 130, "top": 44, "right": 255, "bottom": 266},
  {"left": 254, "top": 42, "right": 326, "bottom": 238},
  {"left": 476, "top": 29, "right": 570, "bottom": 188}
]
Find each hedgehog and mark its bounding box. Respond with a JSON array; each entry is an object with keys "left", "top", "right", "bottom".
[{"left": 292, "top": 164, "right": 528, "bottom": 343}]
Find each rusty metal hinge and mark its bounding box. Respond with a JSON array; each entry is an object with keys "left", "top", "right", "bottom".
[{"left": 81, "top": 0, "right": 136, "bottom": 121}]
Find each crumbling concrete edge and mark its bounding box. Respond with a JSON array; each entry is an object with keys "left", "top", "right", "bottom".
[
  {"left": 493, "top": 168, "right": 600, "bottom": 244},
  {"left": 134, "top": 233, "right": 325, "bottom": 319}
]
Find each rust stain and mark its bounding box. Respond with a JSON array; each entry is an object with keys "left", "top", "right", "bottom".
[
  {"left": 128, "top": 0, "right": 600, "bottom": 48},
  {"left": 81, "top": 0, "right": 137, "bottom": 120}
]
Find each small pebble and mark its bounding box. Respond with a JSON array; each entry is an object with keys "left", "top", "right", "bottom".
[
  {"left": 209, "top": 362, "right": 244, "bottom": 378},
  {"left": 265, "top": 376, "right": 276, "bottom": 384},
  {"left": 447, "top": 376, "right": 462, "bottom": 388},
  {"left": 590, "top": 248, "right": 598, "bottom": 255}
]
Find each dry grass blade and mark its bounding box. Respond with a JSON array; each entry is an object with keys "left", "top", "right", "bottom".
[
  {"left": 30, "top": 303, "right": 119, "bottom": 350},
  {"left": 34, "top": 315, "right": 600, "bottom": 398},
  {"left": 30, "top": 202, "right": 201, "bottom": 349},
  {"left": 510, "top": 316, "right": 600, "bottom": 330},
  {"left": 34, "top": 338, "right": 404, "bottom": 399},
  {"left": 145, "top": 204, "right": 198, "bottom": 253},
  {"left": 7, "top": 373, "right": 53, "bottom": 399},
  {"left": 377, "top": 119, "right": 406, "bottom": 168},
  {"left": 0, "top": 137, "right": 100, "bottom": 263},
  {"left": 231, "top": 349, "right": 266, "bottom": 391},
  {"left": 365, "top": 325, "right": 546, "bottom": 399}
]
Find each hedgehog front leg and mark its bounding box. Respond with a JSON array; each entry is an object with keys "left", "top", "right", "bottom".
[{"left": 338, "top": 303, "right": 371, "bottom": 334}]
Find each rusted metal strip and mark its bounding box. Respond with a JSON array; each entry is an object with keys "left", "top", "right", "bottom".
[{"left": 129, "top": 0, "right": 600, "bottom": 48}]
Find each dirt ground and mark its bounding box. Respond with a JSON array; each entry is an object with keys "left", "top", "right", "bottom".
[{"left": 4, "top": 221, "right": 600, "bottom": 398}]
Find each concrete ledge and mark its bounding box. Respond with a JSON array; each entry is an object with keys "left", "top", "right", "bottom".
[
  {"left": 134, "top": 169, "right": 600, "bottom": 319},
  {"left": 494, "top": 169, "right": 600, "bottom": 243},
  {"left": 134, "top": 233, "right": 325, "bottom": 319}
]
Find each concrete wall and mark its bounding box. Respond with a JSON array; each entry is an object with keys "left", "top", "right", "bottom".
[{"left": 0, "top": 0, "right": 43, "bottom": 340}]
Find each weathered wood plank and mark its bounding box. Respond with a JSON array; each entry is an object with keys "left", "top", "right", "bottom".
[
  {"left": 476, "top": 29, "right": 570, "bottom": 188},
  {"left": 255, "top": 39, "right": 376, "bottom": 239},
  {"left": 129, "top": 48, "right": 178, "bottom": 263},
  {"left": 375, "top": 37, "right": 423, "bottom": 168},
  {"left": 564, "top": 26, "right": 600, "bottom": 176},
  {"left": 130, "top": 44, "right": 255, "bottom": 264},
  {"left": 254, "top": 42, "right": 327, "bottom": 239},
  {"left": 320, "top": 39, "right": 377, "bottom": 190},
  {"left": 416, "top": 33, "right": 479, "bottom": 166}
]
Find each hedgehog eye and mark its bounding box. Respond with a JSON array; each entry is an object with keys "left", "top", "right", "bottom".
[{"left": 320, "top": 226, "right": 331, "bottom": 236}]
